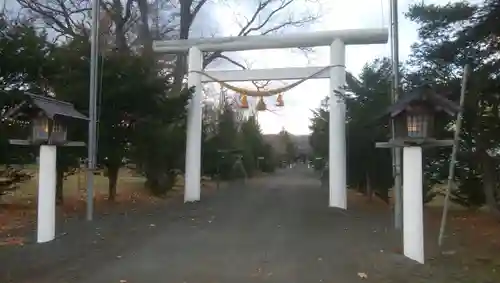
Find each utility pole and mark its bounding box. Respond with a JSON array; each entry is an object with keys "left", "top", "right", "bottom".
[
  {"left": 390, "top": 0, "right": 403, "bottom": 230},
  {"left": 86, "top": 0, "right": 100, "bottom": 221}
]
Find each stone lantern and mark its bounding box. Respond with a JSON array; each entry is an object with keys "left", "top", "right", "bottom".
[
  {"left": 2, "top": 92, "right": 87, "bottom": 244},
  {"left": 375, "top": 84, "right": 460, "bottom": 264},
  {"left": 381, "top": 84, "right": 460, "bottom": 146}
]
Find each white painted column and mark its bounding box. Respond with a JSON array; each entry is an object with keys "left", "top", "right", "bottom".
[
  {"left": 328, "top": 39, "right": 347, "bottom": 209},
  {"left": 403, "top": 146, "right": 424, "bottom": 264},
  {"left": 37, "top": 145, "right": 57, "bottom": 243},
  {"left": 184, "top": 47, "right": 203, "bottom": 202}
]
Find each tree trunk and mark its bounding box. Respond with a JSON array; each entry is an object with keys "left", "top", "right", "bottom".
[
  {"left": 111, "top": 0, "right": 129, "bottom": 52},
  {"left": 107, "top": 165, "right": 119, "bottom": 201},
  {"left": 56, "top": 167, "right": 64, "bottom": 205},
  {"left": 170, "top": 0, "right": 194, "bottom": 95},
  {"left": 144, "top": 166, "right": 176, "bottom": 196},
  {"left": 366, "top": 172, "right": 373, "bottom": 202},
  {"left": 480, "top": 152, "right": 500, "bottom": 219},
  {"left": 114, "top": 22, "right": 128, "bottom": 52},
  {"left": 136, "top": 0, "right": 153, "bottom": 57}
]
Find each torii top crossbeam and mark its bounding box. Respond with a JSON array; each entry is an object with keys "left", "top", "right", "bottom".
[{"left": 153, "top": 28, "right": 388, "bottom": 53}]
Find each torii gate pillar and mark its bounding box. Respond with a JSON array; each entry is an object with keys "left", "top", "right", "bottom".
[
  {"left": 329, "top": 39, "right": 347, "bottom": 209},
  {"left": 185, "top": 46, "right": 203, "bottom": 202}
]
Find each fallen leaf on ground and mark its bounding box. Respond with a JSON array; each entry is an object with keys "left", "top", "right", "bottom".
[{"left": 357, "top": 272, "right": 368, "bottom": 279}]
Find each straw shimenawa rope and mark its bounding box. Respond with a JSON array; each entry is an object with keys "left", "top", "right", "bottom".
[{"left": 191, "top": 64, "right": 344, "bottom": 97}]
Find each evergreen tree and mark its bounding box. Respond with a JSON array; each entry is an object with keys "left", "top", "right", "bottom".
[
  {"left": 309, "top": 59, "right": 393, "bottom": 201},
  {"left": 406, "top": 0, "right": 500, "bottom": 215}
]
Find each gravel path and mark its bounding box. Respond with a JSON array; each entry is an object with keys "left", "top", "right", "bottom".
[{"left": 2, "top": 166, "right": 482, "bottom": 283}]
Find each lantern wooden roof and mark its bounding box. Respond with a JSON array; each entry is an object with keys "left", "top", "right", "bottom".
[
  {"left": 385, "top": 84, "right": 461, "bottom": 118},
  {"left": 3, "top": 92, "right": 88, "bottom": 121}
]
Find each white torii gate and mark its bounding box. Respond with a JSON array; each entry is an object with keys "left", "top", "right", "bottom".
[{"left": 153, "top": 28, "right": 388, "bottom": 208}]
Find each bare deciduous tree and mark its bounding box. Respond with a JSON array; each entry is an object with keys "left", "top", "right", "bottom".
[
  {"left": 17, "top": 0, "right": 321, "bottom": 93},
  {"left": 16, "top": 0, "right": 91, "bottom": 38},
  {"left": 15, "top": 0, "right": 177, "bottom": 51}
]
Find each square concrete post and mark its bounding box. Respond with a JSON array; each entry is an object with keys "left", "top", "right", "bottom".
[
  {"left": 403, "top": 146, "right": 424, "bottom": 263},
  {"left": 37, "top": 145, "right": 57, "bottom": 243}
]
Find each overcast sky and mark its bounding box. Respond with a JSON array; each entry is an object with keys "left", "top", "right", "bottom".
[{"left": 200, "top": 0, "right": 460, "bottom": 135}]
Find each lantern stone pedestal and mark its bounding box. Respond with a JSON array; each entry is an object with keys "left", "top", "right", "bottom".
[
  {"left": 376, "top": 139, "right": 454, "bottom": 264},
  {"left": 37, "top": 145, "right": 57, "bottom": 243},
  {"left": 402, "top": 146, "right": 424, "bottom": 263},
  {"left": 30, "top": 142, "right": 84, "bottom": 243}
]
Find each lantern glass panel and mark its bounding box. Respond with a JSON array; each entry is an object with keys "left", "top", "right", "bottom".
[
  {"left": 50, "top": 119, "right": 67, "bottom": 144},
  {"left": 406, "top": 114, "right": 428, "bottom": 138},
  {"left": 34, "top": 116, "right": 49, "bottom": 133},
  {"left": 52, "top": 120, "right": 63, "bottom": 132},
  {"left": 32, "top": 116, "right": 50, "bottom": 142}
]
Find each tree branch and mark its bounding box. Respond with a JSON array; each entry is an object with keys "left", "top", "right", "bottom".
[
  {"left": 191, "top": 0, "right": 208, "bottom": 18},
  {"left": 244, "top": 0, "right": 295, "bottom": 35},
  {"left": 237, "top": 0, "right": 271, "bottom": 36},
  {"left": 16, "top": 0, "right": 90, "bottom": 37},
  {"left": 216, "top": 54, "right": 247, "bottom": 69}
]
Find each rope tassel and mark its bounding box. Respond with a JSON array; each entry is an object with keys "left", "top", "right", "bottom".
[
  {"left": 240, "top": 93, "right": 249, "bottom": 109},
  {"left": 256, "top": 96, "right": 266, "bottom": 111},
  {"left": 276, "top": 93, "right": 284, "bottom": 107}
]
